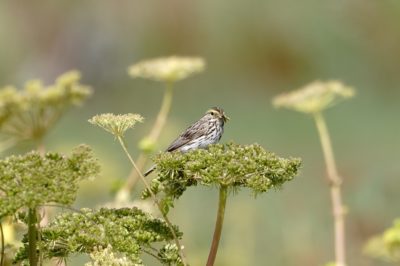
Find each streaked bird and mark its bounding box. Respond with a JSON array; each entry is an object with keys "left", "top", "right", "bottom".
[{"left": 144, "top": 107, "right": 229, "bottom": 176}]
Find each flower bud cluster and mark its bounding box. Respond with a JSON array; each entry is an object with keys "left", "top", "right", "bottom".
[
  {"left": 14, "top": 207, "right": 182, "bottom": 265},
  {"left": 143, "top": 143, "right": 301, "bottom": 213},
  {"left": 0, "top": 145, "right": 100, "bottom": 218}
]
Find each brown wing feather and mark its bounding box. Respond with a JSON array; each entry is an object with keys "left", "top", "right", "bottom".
[{"left": 166, "top": 117, "right": 208, "bottom": 152}]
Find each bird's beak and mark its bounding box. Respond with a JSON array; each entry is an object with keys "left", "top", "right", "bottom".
[{"left": 222, "top": 114, "right": 230, "bottom": 123}]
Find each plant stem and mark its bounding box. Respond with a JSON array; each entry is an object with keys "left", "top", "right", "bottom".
[
  {"left": 116, "top": 82, "right": 174, "bottom": 201},
  {"left": 36, "top": 141, "right": 45, "bottom": 266},
  {"left": 148, "top": 81, "right": 174, "bottom": 142},
  {"left": 117, "top": 136, "right": 188, "bottom": 266},
  {"left": 207, "top": 185, "right": 228, "bottom": 266},
  {"left": 37, "top": 142, "right": 45, "bottom": 156},
  {"left": 115, "top": 153, "right": 147, "bottom": 202},
  {"left": 28, "top": 207, "right": 38, "bottom": 266},
  {"left": 313, "top": 112, "right": 346, "bottom": 266},
  {"left": 0, "top": 222, "right": 4, "bottom": 266}
]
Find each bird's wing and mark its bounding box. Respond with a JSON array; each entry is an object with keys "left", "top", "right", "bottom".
[{"left": 166, "top": 119, "right": 208, "bottom": 152}]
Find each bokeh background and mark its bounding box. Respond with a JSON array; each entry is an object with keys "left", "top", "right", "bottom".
[{"left": 1, "top": 1, "right": 399, "bottom": 265}]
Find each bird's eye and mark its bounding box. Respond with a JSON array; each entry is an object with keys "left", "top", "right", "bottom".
[{"left": 210, "top": 112, "right": 215, "bottom": 115}]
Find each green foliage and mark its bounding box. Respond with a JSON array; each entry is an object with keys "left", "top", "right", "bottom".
[
  {"left": 89, "top": 113, "right": 144, "bottom": 138},
  {"left": 0, "top": 71, "right": 91, "bottom": 145},
  {"left": 14, "top": 208, "right": 183, "bottom": 265},
  {"left": 0, "top": 145, "right": 100, "bottom": 218},
  {"left": 364, "top": 219, "right": 400, "bottom": 262},
  {"left": 143, "top": 143, "right": 301, "bottom": 213}
]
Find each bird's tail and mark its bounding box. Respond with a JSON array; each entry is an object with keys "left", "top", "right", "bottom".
[{"left": 143, "top": 165, "right": 156, "bottom": 177}]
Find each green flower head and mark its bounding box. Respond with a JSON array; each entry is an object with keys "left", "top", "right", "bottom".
[
  {"left": 85, "top": 245, "right": 134, "bottom": 266},
  {"left": 143, "top": 143, "right": 301, "bottom": 213},
  {"left": 0, "top": 145, "right": 100, "bottom": 218},
  {"left": 128, "top": 56, "right": 205, "bottom": 83},
  {"left": 89, "top": 113, "right": 144, "bottom": 138},
  {"left": 14, "top": 208, "right": 182, "bottom": 265},
  {"left": 273, "top": 80, "right": 355, "bottom": 114},
  {"left": 365, "top": 219, "right": 400, "bottom": 262},
  {"left": 0, "top": 71, "right": 92, "bottom": 145}
]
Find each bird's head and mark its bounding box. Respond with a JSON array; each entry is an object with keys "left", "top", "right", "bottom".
[{"left": 206, "top": 107, "right": 230, "bottom": 123}]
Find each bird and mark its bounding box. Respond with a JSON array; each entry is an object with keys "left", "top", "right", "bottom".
[{"left": 143, "top": 107, "right": 229, "bottom": 176}]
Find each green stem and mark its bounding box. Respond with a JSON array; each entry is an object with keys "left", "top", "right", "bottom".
[
  {"left": 148, "top": 82, "right": 174, "bottom": 141},
  {"left": 313, "top": 112, "right": 346, "bottom": 266},
  {"left": 207, "top": 185, "right": 228, "bottom": 266},
  {"left": 116, "top": 82, "right": 174, "bottom": 201},
  {"left": 0, "top": 222, "right": 4, "bottom": 266},
  {"left": 115, "top": 153, "right": 147, "bottom": 202},
  {"left": 36, "top": 141, "right": 45, "bottom": 266},
  {"left": 28, "top": 207, "right": 38, "bottom": 266},
  {"left": 117, "top": 136, "right": 188, "bottom": 266}
]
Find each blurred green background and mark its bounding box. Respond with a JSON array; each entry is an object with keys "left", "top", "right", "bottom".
[{"left": 1, "top": 1, "right": 399, "bottom": 265}]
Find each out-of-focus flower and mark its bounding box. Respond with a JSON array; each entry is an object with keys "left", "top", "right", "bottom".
[
  {"left": 89, "top": 113, "right": 144, "bottom": 138},
  {"left": 273, "top": 80, "right": 355, "bottom": 114},
  {"left": 365, "top": 219, "right": 400, "bottom": 262},
  {"left": 128, "top": 56, "right": 205, "bottom": 83},
  {"left": 138, "top": 136, "right": 156, "bottom": 153},
  {"left": 2, "top": 218, "right": 16, "bottom": 245},
  {"left": 0, "top": 71, "right": 92, "bottom": 146}
]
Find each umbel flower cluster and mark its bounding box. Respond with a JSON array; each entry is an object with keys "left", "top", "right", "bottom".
[
  {"left": 128, "top": 56, "right": 205, "bottom": 83},
  {"left": 0, "top": 145, "right": 100, "bottom": 218},
  {"left": 14, "top": 208, "right": 183, "bottom": 265},
  {"left": 365, "top": 219, "right": 400, "bottom": 262},
  {"left": 85, "top": 245, "right": 133, "bottom": 266},
  {"left": 89, "top": 113, "right": 144, "bottom": 138},
  {"left": 143, "top": 143, "right": 301, "bottom": 213},
  {"left": 273, "top": 80, "right": 354, "bottom": 114},
  {"left": 273, "top": 80, "right": 354, "bottom": 266},
  {"left": 0, "top": 71, "right": 91, "bottom": 145}
]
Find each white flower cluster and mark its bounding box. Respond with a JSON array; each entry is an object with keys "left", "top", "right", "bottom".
[
  {"left": 273, "top": 80, "right": 355, "bottom": 114},
  {"left": 89, "top": 113, "right": 144, "bottom": 138},
  {"left": 128, "top": 56, "right": 205, "bottom": 83},
  {"left": 86, "top": 245, "right": 134, "bottom": 266}
]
